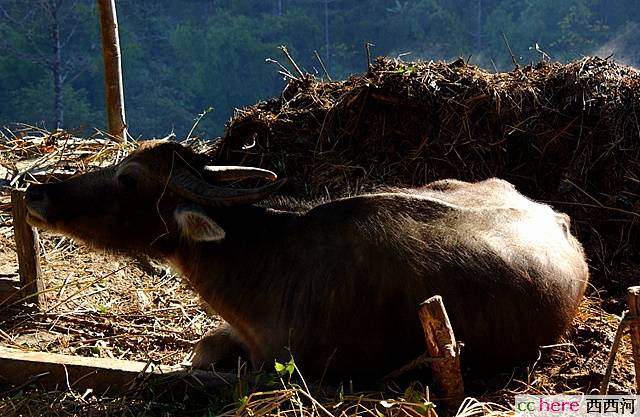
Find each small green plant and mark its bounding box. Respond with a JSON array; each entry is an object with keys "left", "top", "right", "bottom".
[
  {"left": 274, "top": 357, "right": 295, "bottom": 379},
  {"left": 395, "top": 64, "right": 417, "bottom": 75},
  {"left": 403, "top": 382, "right": 435, "bottom": 415}
]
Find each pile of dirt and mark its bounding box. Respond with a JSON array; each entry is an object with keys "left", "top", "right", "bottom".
[{"left": 216, "top": 56, "right": 640, "bottom": 289}]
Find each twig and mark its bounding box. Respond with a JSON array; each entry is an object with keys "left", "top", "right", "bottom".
[
  {"left": 186, "top": 107, "right": 214, "bottom": 140},
  {"left": 297, "top": 388, "right": 335, "bottom": 417},
  {"left": 628, "top": 287, "right": 640, "bottom": 393},
  {"left": 314, "top": 50, "right": 332, "bottom": 81},
  {"left": 56, "top": 272, "right": 74, "bottom": 297},
  {"left": 279, "top": 46, "right": 305, "bottom": 80},
  {"left": 265, "top": 58, "right": 298, "bottom": 81},
  {"left": 502, "top": 32, "right": 518, "bottom": 69},
  {"left": 365, "top": 42, "right": 374, "bottom": 71},
  {"left": 599, "top": 311, "right": 630, "bottom": 394},
  {"left": 278, "top": 70, "right": 300, "bottom": 82}
]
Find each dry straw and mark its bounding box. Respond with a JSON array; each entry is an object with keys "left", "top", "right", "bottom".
[{"left": 216, "top": 56, "right": 640, "bottom": 287}]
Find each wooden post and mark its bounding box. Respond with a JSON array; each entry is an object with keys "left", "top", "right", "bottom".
[
  {"left": 10, "top": 190, "right": 46, "bottom": 308},
  {"left": 628, "top": 286, "right": 640, "bottom": 393},
  {"left": 97, "top": 0, "right": 127, "bottom": 142},
  {"left": 419, "top": 296, "right": 464, "bottom": 411}
]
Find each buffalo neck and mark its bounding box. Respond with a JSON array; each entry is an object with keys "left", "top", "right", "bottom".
[{"left": 166, "top": 204, "right": 303, "bottom": 361}]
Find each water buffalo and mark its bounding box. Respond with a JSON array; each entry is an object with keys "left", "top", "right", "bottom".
[{"left": 24, "top": 140, "right": 588, "bottom": 379}]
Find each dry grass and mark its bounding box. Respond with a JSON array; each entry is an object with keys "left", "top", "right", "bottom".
[
  {"left": 0, "top": 55, "right": 639, "bottom": 415},
  {"left": 0, "top": 232, "right": 218, "bottom": 365}
]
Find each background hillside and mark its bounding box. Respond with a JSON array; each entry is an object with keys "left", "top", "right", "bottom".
[{"left": 1, "top": 0, "right": 639, "bottom": 138}]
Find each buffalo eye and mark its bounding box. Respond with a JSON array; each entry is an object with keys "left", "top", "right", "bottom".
[{"left": 117, "top": 173, "right": 137, "bottom": 191}]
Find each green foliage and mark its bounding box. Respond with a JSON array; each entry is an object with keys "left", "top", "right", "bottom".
[
  {"left": 274, "top": 356, "right": 296, "bottom": 378},
  {"left": 483, "top": 0, "right": 612, "bottom": 65},
  {"left": 6, "top": 79, "right": 102, "bottom": 129},
  {"left": 0, "top": 0, "right": 637, "bottom": 137}
]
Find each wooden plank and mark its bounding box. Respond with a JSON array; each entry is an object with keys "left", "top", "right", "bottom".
[
  {"left": 628, "top": 286, "right": 640, "bottom": 393},
  {"left": 0, "top": 347, "right": 236, "bottom": 396},
  {"left": 0, "top": 346, "right": 171, "bottom": 394},
  {"left": 419, "top": 296, "right": 464, "bottom": 411},
  {"left": 10, "top": 189, "right": 46, "bottom": 308}
]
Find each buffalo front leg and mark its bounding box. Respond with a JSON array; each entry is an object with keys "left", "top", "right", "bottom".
[{"left": 191, "top": 322, "right": 248, "bottom": 371}]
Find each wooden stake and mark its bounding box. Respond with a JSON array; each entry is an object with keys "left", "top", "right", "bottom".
[
  {"left": 628, "top": 286, "right": 640, "bottom": 393},
  {"left": 10, "top": 190, "right": 46, "bottom": 308},
  {"left": 97, "top": 0, "right": 127, "bottom": 142},
  {"left": 419, "top": 296, "right": 464, "bottom": 411}
]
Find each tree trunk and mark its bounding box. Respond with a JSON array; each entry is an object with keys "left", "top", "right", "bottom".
[
  {"left": 324, "top": 0, "right": 329, "bottom": 70},
  {"left": 475, "top": 0, "right": 482, "bottom": 53},
  {"left": 49, "top": 0, "right": 64, "bottom": 128},
  {"left": 97, "top": 0, "right": 127, "bottom": 142}
]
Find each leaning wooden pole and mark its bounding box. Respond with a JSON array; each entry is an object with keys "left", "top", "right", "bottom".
[
  {"left": 419, "top": 296, "right": 464, "bottom": 411},
  {"left": 628, "top": 286, "right": 640, "bottom": 392},
  {"left": 97, "top": 0, "right": 126, "bottom": 142}
]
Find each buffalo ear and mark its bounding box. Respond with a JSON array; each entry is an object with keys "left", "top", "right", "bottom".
[{"left": 174, "top": 203, "right": 225, "bottom": 242}]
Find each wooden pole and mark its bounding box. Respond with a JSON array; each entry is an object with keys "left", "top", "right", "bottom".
[
  {"left": 628, "top": 286, "right": 640, "bottom": 393},
  {"left": 419, "top": 296, "right": 464, "bottom": 411},
  {"left": 97, "top": 0, "right": 127, "bottom": 142},
  {"left": 10, "top": 190, "right": 46, "bottom": 308}
]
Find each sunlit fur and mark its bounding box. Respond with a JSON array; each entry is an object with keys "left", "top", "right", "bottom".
[{"left": 25, "top": 141, "right": 589, "bottom": 379}]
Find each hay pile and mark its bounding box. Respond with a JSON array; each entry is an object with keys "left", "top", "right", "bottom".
[{"left": 216, "top": 56, "right": 640, "bottom": 287}]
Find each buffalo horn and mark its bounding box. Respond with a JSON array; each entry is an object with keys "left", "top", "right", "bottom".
[
  {"left": 203, "top": 165, "right": 277, "bottom": 182},
  {"left": 169, "top": 165, "right": 285, "bottom": 207}
]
